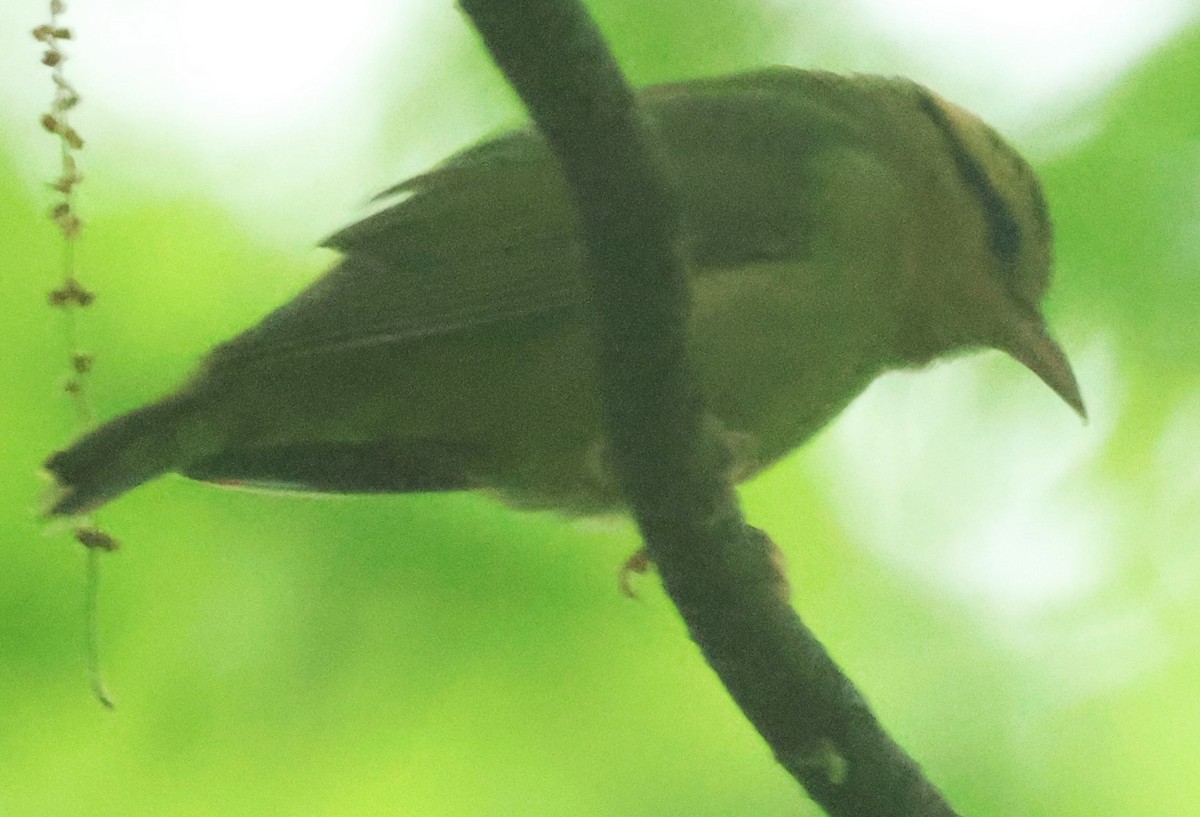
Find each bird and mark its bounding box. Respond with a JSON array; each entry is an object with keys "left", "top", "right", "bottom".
[{"left": 42, "top": 67, "right": 1085, "bottom": 521}]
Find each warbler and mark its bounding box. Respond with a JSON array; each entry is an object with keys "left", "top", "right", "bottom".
[{"left": 43, "top": 67, "right": 1084, "bottom": 519}]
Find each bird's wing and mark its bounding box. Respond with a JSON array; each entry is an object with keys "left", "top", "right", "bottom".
[{"left": 207, "top": 129, "right": 584, "bottom": 366}]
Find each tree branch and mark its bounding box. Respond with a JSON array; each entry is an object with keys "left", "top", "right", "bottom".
[{"left": 456, "top": 1, "right": 964, "bottom": 814}]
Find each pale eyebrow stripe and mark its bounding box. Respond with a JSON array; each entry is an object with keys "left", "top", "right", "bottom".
[{"left": 912, "top": 87, "right": 1023, "bottom": 273}]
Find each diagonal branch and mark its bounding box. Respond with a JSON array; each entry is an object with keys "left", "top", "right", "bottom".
[{"left": 457, "top": 1, "right": 964, "bottom": 814}]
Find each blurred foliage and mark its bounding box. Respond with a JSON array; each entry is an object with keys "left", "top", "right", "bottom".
[{"left": 2, "top": 2, "right": 1199, "bottom": 817}]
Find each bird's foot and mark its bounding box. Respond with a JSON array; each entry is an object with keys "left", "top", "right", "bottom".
[
  {"left": 619, "top": 547, "right": 651, "bottom": 599},
  {"left": 618, "top": 531, "right": 791, "bottom": 602}
]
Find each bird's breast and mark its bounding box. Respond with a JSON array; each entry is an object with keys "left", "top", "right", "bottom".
[{"left": 687, "top": 258, "right": 895, "bottom": 472}]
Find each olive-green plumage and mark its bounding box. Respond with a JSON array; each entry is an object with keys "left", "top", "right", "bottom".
[{"left": 43, "top": 68, "right": 1084, "bottom": 518}]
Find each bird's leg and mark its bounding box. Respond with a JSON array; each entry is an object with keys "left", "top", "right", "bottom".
[
  {"left": 619, "top": 532, "right": 791, "bottom": 602},
  {"left": 619, "top": 547, "right": 652, "bottom": 598},
  {"left": 612, "top": 425, "right": 787, "bottom": 599}
]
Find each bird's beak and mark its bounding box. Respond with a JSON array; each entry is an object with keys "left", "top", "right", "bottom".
[{"left": 1000, "top": 314, "right": 1087, "bottom": 420}]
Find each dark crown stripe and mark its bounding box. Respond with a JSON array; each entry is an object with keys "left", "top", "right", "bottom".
[{"left": 913, "top": 88, "right": 1023, "bottom": 273}]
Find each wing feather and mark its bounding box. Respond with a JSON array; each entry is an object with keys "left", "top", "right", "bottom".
[{"left": 209, "top": 130, "right": 584, "bottom": 365}]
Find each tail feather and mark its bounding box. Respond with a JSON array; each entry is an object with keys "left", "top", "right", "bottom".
[{"left": 43, "top": 396, "right": 195, "bottom": 517}]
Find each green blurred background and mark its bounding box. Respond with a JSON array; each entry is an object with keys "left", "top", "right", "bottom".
[{"left": 3, "top": 0, "right": 1199, "bottom": 815}]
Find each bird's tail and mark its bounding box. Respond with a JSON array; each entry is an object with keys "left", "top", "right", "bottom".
[{"left": 42, "top": 395, "right": 199, "bottom": 517}]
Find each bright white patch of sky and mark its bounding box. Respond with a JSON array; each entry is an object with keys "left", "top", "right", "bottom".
[
  {"left": 812, "top": 337, "right": 1200, "bottom": 702},
  {"left": 850, "top": 0, "right": 1196, "bottom": 120},
  {"left": 73, "top": 0, "right": 413, "bottom": 142},
  {"left": 815, "top": 340, "right": 1118, "bottom": 616},
  {"left": 2, "top": 0, "right": 442, "bottom": 245}
]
